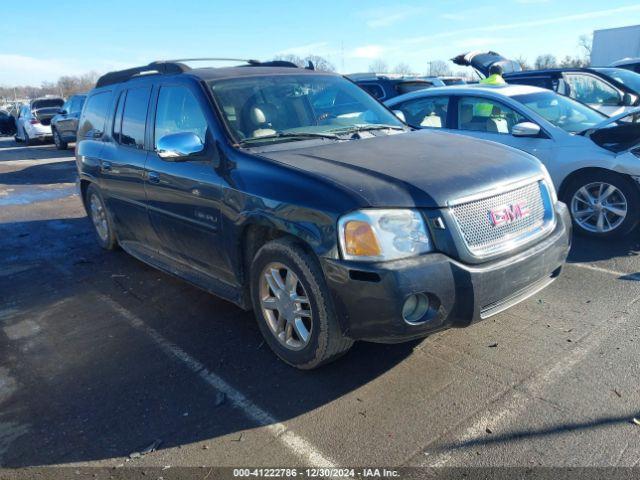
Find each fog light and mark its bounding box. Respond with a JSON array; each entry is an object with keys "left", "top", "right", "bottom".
[{"left": 402, "top": 293, "right": 430, "bottom": 324}]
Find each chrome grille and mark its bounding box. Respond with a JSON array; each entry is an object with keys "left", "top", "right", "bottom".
[{"left": 450, "top": 180, "right": 553, "bottom": 257}]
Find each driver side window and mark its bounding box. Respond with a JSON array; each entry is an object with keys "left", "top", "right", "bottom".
[
  {"left": 154, "top": 86, "right": 208, "bottom": 149},
  {"left": 563, "top": 74, "right": 620, "bottom": 106},
  {"left": 457, "top": 97, "right": 526, "bottom": 134}
]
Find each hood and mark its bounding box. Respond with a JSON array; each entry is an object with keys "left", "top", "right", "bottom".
[
  {"left": 582, "top": 107, "right": 640, "bottom": 153},
  {"left": 256, "top": 130, "right": 544, "bottom": 209},
  {"left": 452, "top": 51, "right": 522, "bottom": 78}
]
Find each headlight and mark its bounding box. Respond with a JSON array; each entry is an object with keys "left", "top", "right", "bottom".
[
  {"left": 539, "top": 164, "right": 558, "bottom": 203},
  {"left": 338, "top": 209, "right": 432, "bottom": 261}
]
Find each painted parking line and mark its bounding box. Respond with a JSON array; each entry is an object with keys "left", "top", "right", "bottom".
[
  {"left": 569, "top": 262, "right": 640, "bottom": 281},
  {"left": 99, "top": 294, "right": 338, "bottom": 468},
  {"left": 419, "top": 287, "right": 640, "bottom": 467}
]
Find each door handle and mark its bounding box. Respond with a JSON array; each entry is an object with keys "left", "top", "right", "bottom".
[
  {"left": 101, "top": 161, "right": 112, "bottom": 172},
  {"left": 147, "top": 171, "right": 160, "bottom": 184}
]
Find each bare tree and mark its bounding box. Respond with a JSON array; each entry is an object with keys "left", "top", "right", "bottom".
[
  {"left": 427, "top": 60, "right": 452, "bottom": 77},
  {"left": 0, "top": 71, "right": 100, "bottom": 102},
  {"left": 534, "top": 54, "right": 558, "bottom": 70},
  {"left": 514, "top": 55, "right": 531, "bottom": 71},
  {"left": 368, "top": 59, "right": 389, "bottom": 73},
  {"left": 578, "top": 34, "right": 592, "bottom": 66},
  {"left": 559, "top": 55, "right": 588, "bottom": 68},
  {"left": 393, "top": 62, "right": 414, "bottom": 75}
]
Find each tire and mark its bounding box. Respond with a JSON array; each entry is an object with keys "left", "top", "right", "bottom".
[
  {"left": 562, "top": 170, "right": 640, "bottom": 239},
  {"left": 23, "top": 131, "right": 31, "bottom": 146},
  {"left": 85, "top": 183, "right": 118, "bottom": 250},
  {"left": 250, "top": 237, "right": 354, "bottom": 369},
  {"left": 53, "top": 128, "right": 68, "bottom": 150}
]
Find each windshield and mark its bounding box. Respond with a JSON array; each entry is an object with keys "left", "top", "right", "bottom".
[
  {"left": 597, "top": 68, "right": 640, "bottom": 93},
  {"left": 208, "top": 74, "right": 404, "bottom": 145},
  {"left": 513, "top": 91, "right": 608, "bottom": 133}
]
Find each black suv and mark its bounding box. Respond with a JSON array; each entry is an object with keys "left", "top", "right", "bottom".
[
  {"left": 77, "top": 59, "right": 571, "bottom": 368},
  {"left": 51, "top": 94, "right": 86, "bottom": 149}
]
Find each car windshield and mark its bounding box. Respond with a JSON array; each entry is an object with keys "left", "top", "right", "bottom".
[
  {"left": 208, "top": 74, "right": 405, "bottom": 145},
  {"left": 513, "top": 91, "right": 608, "bottom": 133},
  {"left": 597, "top": 68, "right": 640, "bottom": 93}
]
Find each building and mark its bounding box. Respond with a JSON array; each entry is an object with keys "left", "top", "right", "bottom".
[{"left": 591, "top": 25, "right": 640, "bottom": 66}]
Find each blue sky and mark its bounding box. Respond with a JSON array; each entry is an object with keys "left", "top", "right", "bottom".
[{"left": 1, "top": 0, "right": 640, "bottom": 85}]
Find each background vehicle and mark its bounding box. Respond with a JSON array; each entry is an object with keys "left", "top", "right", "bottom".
[
  {"left": 0, "top": 109, "right": 16, "bottom": 135},
  {"left": 347, "top": 73, "right": 445, "bottom": 101},
  {"left": 51, "top": 94, "right": 86, "bottom": 149},
  {"left": 386, "top": 84, "right": 640, "bottom": 238},
  {"left": 611, "top": 58, "right": 640, "bottom": 74},
  {"left": 591, "top": 24, "right": 640, "bottom": 67},
  {"left": 76, "top": 59, "right": 569, "bottom": 369},
  {"left": 453, "top": 51, "right": 640, "bottom": 116},
  {"left": 14, "top": 97, "right": 64, "bottom": 144}
]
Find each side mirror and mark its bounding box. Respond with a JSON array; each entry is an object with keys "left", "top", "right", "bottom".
[
  {"left": 393, "top": 110, "right": 407, "bottom": 123},
  {"left": 622, "top": 93, "right": 636, "bottom": 106},
  {"left": 512, "top": 122, "right": 541, "bottom": 137},
  {"left": 157, "top": 132, "right": 204, "bottom": 160}
]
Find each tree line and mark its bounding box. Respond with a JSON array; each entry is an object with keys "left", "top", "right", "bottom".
[{"left": 0, "top": 71, "right": 100, "bottom": 102}]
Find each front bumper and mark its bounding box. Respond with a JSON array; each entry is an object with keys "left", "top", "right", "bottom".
[{"left": 322, "top": 202, "right": 571, "bottom": 343}]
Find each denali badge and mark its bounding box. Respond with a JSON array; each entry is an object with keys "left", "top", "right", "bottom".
[{"left": 488, "top": 202, "right": 531, "bottom": 227}]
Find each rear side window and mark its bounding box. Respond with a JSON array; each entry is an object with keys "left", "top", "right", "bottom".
[
  {"left": 359, "top": 83, "right": 385, "bottom": 100},
  {"left": 394, "top": 96, "right": 449, "bottom": 128},
  {"left": 508, "top": 76, "right": 553, "bottom": 90},
  {"left": 78, "top": 91, "right": 112, "bottom": 139},
  {"left": 70, "top": 96, "right": 85, "bottom": 114},
  {"left": 154, "top": 86, "right": 208, "bottom": 147},
  {"left": 120, "top": 87, "right": 151, "bottom": 149}
]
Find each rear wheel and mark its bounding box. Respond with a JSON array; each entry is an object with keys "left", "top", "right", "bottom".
[
  {"left": 563, "top": 171, "right": 640, "bottom": 239},
  {"left": 23, "top": 131, "right": 31, "bottom": 146},
  {"left": 53, "top": 128, "right": 68, "bottom": 150},
  {"left": 250, "top": 238, "right": 353, "bottom": 369},
  {"left": 85, "top": 183, "right": 118, "bottom": 250}
]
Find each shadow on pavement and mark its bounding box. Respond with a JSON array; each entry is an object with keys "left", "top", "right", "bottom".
[{"left": 0, "top": 216, "right": 418, "bottom": 467}]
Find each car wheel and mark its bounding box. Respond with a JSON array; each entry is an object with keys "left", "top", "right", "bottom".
[
  {"left": 250, "top": 237, "right": 354, "bottom": 369},
  {"left": 53, "top": 128, "right": 68, "bottom": 150},
  {"left": 23, "top": 131, "right": 31, "bottom": 146},
  {"left": 563, "top": 171, "right": 640, "bottom": 239},
  {"left": 85, "top": 183, "right": 118, "bottom": 250}
]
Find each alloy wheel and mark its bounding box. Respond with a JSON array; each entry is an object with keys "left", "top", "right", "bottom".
[
  {"left": 259, "top": 262, "right": 313, "bottom": 351},
  {"left": 89, "top": 193, "right": 109, "bottom": 242},
  {"left": 571, "top": 182, "right": 627, "bottom": 233}
]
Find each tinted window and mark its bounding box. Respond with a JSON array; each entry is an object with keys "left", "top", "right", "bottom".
[
  {"left": 394, "top": 96, "right": 449, "bottom": 128},
  {"left": 154, "top": 86, "right": 208, "bottom": 148},
  {"left": 112, "top": 92, "right": 125, "bottom": 143},
  {"left": 458, "top": 97, "right": 527, "bottom": 134},
  {"left": 78, "top": 91, "right": 111, "bottom": 138},
  {"left": 395, "top": 81, "right": 433, "bottom": 95},
  {"left": 70, "top": 96, "right": 85, "bottom": 114},
  {"left": 120, "top": 87, "right": 151, "bottom": 149},
  {"left": 563, "top": 74, "right": 620, "bottom": 106},
  {"left": 508, "top": 76, "right": 553, "bottom": 90},
  {"left": 32, "top": 98, "right": 64, "bottom": 110},
  {"left": 359, "top": 83, "right": 385, "bottom": 99}
]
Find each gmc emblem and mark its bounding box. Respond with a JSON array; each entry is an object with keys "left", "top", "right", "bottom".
[{"left": 488, "top": 201, "right": 531, "bottom": 227}]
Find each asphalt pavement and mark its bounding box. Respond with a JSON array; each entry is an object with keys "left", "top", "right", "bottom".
[{"left": 0, "top": 136, "right": 639, "bottom": 472}]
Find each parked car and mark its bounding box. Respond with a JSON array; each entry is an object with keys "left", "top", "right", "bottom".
[
  {"left": 439, "top": 76, "right": 467, "bottom": 86},
  {"left": 0, "top": 109, "right": 16, "bottom": 135},
  {"left": 51, "top": 94, "right": 86, "bottom": 149},
  {"left": 386, "top": 84, "right": 640, "bottom": 238},
  {"left": 14, "top": 97, "right": 64, "bottom": 144},
  {"left": 610, "top": 57, "right": 640, "bottom": 74},
  {"left": 453, "top": 51, "right": 640, "bottom": 116},
  {"left": 347, "top": 73, "right": 445, "bottom": 101},
  {"left": 77, "top": 59, "right": 570, "bottom": 368}
]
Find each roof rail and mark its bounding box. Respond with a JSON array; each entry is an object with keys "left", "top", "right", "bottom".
[{"left": 95, "top": 58, "right": 303, "bottom": 88}]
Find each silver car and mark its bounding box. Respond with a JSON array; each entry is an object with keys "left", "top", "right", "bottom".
[{"left": 385, "top": 84, "right": 640, "bottom": 238}]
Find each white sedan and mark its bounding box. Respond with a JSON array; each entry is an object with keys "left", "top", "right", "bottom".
[
  {"left": 14, "top": 97, "right": 64, "bottom": 145},
  {"left": 385, "top": 84, "right": 640, "bottom": 238}
]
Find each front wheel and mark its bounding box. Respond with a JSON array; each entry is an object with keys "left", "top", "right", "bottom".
[
  {"left": 250, "top": 238, "right": 353, "bottom": 369},
  {"left": 564, "top": 171, "right": 640, "bottom": 239}
]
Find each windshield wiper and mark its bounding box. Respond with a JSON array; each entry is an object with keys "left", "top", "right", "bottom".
[
  {"left": 239, "top": 131, "right": 339, "bottom": 145},
  {"left": 328, "top": 124, "right": 407, "bottom": 135}
]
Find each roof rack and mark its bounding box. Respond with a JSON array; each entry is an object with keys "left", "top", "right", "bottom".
[{"left": 96, "top": 58, "right": 303, "bottom": 88}]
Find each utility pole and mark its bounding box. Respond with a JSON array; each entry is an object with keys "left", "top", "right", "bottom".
[{"left": 427, "top": 61, "right": 433, "bottom": 76}]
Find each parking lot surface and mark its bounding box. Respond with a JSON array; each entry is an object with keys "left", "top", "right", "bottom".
[{"left": 1, "top": 136, "right": 639, "bottom": 469}]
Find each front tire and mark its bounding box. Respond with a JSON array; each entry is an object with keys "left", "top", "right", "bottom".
[
  {"left": 563, "top": 171, "right": 640, "bottom": 239},
  {"left": 85, "top": 183, "right": 118, "bottom": 250},
  {"left": 250, "top": 238, "right": 353, "bottom": 369},
  {"left": 53, "top": 128, "right": 68, "bottom": 150}
]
